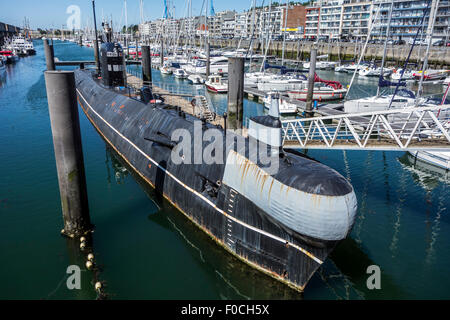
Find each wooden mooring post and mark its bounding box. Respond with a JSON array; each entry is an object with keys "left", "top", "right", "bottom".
[
  {"left": 305, "top": 48, "right": 317, "bottom": 118},
  {"left": 227, "top": 57, "right": 245, "bottom": 131}
]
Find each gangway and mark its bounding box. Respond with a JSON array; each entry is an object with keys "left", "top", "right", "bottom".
[{"left": 281, "top": 105, "right": 450, "bottom": 151}]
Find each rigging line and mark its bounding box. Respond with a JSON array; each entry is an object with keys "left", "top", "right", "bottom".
[
  {"left": 377, "top": 0, "right": 394, "bottom": 98},
  {"left": 416, "top": 0, "right": 441, "bottom": 104},
  {"left": 346, "top": 7, "right": 381, "bottom": 99},
  {"left": 387, "top": 0, "right": 432, "bottom": 110}
]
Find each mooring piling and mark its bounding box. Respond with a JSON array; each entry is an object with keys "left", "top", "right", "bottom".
[
  {"left": 44, "top": 39, "right": 55, "bottom": 71},
  {"left": 92, "top": 0, "right": 100, "bottom": 74},
  {"left": 227, "top": 57, "right": 245, "bottom": 131},
  {"left": 44, "top": 70, "right": 92, "bottom": 237},
  {"left": 160, "top": 40, "right": 164, "bottom": 66},
  {"left": 305, "top": 48, "right": 317, "bottom": 118},
  {"left": 142, "top": 45, "right": 152, "bottom": 86},
  {"left": 206, "top": 42, "right": 211, "bottom": 78}
]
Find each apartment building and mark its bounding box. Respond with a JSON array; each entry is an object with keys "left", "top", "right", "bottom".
[
  {"left": 305, "top": 0, "right": 450, "bottom": 40},
  {"left": 319, "top": 1, "right": 343, "bottom": 38},
  {"left": 138, "top": 3, "right": 307, "bottom": 40},
  {"left": 372, "top": 0, "right": 450, "bottom": 40},
  {"left": 217, "top": 10, "right": 236, "bottom": 38},
  {"left": 305, "top": 4, "right": 321, "bottom": 38},
  {"left": 234, "top": 12, "right": 249, "bottom": 38}
]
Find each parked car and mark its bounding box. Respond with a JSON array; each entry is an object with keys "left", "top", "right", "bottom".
[
  {"left": 433, "top": 39, "right": 445, "bottom": 46},
  {"left": 393, "top": 40, "right": 406, "bottom": 45},
  {"left": 408, "top": 38, "right": 427, "bottom": 45}
]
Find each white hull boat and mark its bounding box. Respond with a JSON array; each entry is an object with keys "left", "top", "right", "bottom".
[
  {"left": 174, "top": 68, "right": 188, "bottom": 79},
  {"left": 185, "top": 56, "right": 229, "bottom": 75},
  {"left": 303, "top": 61, "right": 337, "bottom": 70},
  {"left": 343, "top": 92, "right": 416, "bottom": 113},
  {"left": 287, "top": 84, "right": 347, "bottom": 102},
  {"left": 205, "top": 75, "right": 228, "bottom": 93},
  {"left": 391, "top": 68, "right": 416, "bottom": 81},
  {"left": 257, "top": 78, "right": 306, "bottom": 92},
  {"left": 160, "top": 66, "right": 172, "bottom": 75},
  {"left": 359, "top": 66, "right": 393, "bottom": 77},
  {"left": 413, "top": 70, "right": 450, "bottom": 81},
  {"left": 409, "top": 151, "right": 450, "bottom": 171},
  {"left": 187, "top": 74, "right": 205, "bottom": 84},
  {"left": 263, "top": 93, "right": 298, "bottom": 115}
]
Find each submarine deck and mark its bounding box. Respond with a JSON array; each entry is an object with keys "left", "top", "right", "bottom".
[{"left": 126, "top": 72, "right": 249, "bottom": 137}]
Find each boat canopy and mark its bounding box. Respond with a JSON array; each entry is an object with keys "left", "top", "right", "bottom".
[
  {"left": 314, "top": 74, "right": 343, "bottom": 90},
  {"left": 379, "top": 76, "right": 406, "bottom": 88}
]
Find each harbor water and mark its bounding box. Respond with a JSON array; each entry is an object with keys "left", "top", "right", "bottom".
[{"left": 0, "top": 40, "right": 449, "bottom": 299}]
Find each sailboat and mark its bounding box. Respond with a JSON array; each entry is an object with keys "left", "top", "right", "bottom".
[
  {"left": 303, "top": 55, "right": 337, "bottom": 70},
  {"left": 344, "top": 0, "right": 418, "bottom": 113}
]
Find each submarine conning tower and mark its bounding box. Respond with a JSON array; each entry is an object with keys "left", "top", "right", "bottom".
[
  {"left": 99, "top": 41, "right": 126, "bottom": 88},
  {"left": 224, "top": 94, "right": 358, "bottom": 243}
]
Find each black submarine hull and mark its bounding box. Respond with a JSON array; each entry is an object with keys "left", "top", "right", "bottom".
[{"left": 74, "top": 69, "right": 356, "bottom": 291}]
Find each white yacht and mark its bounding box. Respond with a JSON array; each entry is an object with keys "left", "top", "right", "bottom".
[
  {"left": 160, "top": 61, "right": 173, "bottom": 75},
  {"left": 391, "top": 68, "right": 416, "bottom": 81},
  {"left": 303, "top": 61, "right": 337, "bottom": 70},
  {"left": 9, "top": 35, "right": 36, "bottom": 55},
  {"left": 174, "top": 68, "right": 188, "bottom": 79},
  {"left": 185, "top": 56, "right": 229, "bottom": 75},
  {"left": 335, "top": 63, "right": 368, "bottom": 73},
  {"left": 257, "top": 77, "right": 306, "bottom": 92},
  {"left": 359, "top": 66, "right": 393, "bottom": 77},
  {"left": 343, "top": 90, "right": 418, "bottom": 113},
  {"left": 245, "top": 72, "right": 280, "bottom": 88},
  {"left": 263, "top": 92, "right": 299, "bottom": 115},
  {"left": 287, "top": 82, "right": 347, "bottom": 102},
  {"left": 413, "top": 69, "right": 450, "bottom": 81},
  {"left": 187, "top": 74, "right": 205, "bottom": 84},
  {"left": 205, "top": 75, "right": 228, "bottom": 93}
]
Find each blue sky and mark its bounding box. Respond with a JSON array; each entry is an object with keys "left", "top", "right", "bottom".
[{"left": 0, "top": 0, "right": 308, "bottom": 30}]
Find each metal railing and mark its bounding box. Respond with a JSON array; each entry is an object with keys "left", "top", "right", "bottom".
[{"left": 281, "top": 105, "right": 450, "bottom": 151}]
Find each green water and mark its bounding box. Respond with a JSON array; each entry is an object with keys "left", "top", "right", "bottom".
[{"left": 0, "top": 40, "right": 449, "bottom": 300}]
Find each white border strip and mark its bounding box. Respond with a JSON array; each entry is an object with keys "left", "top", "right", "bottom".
[{"left": 77, "top": 88, "right": 323, "bottom": 265}]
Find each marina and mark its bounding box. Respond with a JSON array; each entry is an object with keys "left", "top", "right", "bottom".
[{"left": 0, "top": 0, "right": 450, "bottom": 302}]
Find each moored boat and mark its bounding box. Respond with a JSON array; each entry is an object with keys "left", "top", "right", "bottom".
[
  {"left": 205, "top": 75, "right": 228, "bottom": 93},
  {"left": 287, "top": 75, "right": 346, "bottom": 102},
  {"left": 174, "top": 68, "right": 188, "bottom": 79}
]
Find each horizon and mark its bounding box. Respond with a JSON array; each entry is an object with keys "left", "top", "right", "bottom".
[{"left": 0, "top": 0, "right": 309, "bottom": 30}]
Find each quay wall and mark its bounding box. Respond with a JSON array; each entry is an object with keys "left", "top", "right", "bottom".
[{"left": 181, "top": 38, "right": 450, "bottom": 69}]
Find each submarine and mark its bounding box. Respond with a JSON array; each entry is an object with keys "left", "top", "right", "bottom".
[{"left": 73, "top": 25, "right": 358, "bottom": 291}]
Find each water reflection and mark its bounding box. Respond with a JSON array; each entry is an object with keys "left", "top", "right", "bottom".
[
  {"left": 105, "top": 147, "right": 302, "bottom": 299},
  {"left": 389, "top": 167, "right": 407, "bottom": 258},
  {"left": 353, "top": 151, "right": 373, "bottom": 245},
  {"left": 398, "top": 152, "right": 450, "bottom": 190},
  {"left": 397, "top": 152, "right": 449, "bottom": 266}
]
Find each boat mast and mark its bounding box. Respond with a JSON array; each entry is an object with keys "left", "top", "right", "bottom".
[
  {"left": 377, "top": 0, "right": 394, "bottom": 97},
  {"left": 281, "top": 0, "right": 289, "bottom": 66},
  {"left": 346, "top": 7, "right": 381, "bottom": 98},
  {"left": 124, "top": 0, "right": 129, "bottom": 57},
  {"left": 416, "top": 0, "right": 440, "bottom": 105},
  {"left": 260, "top": 0, "right": 273, "bottom": 73}
]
